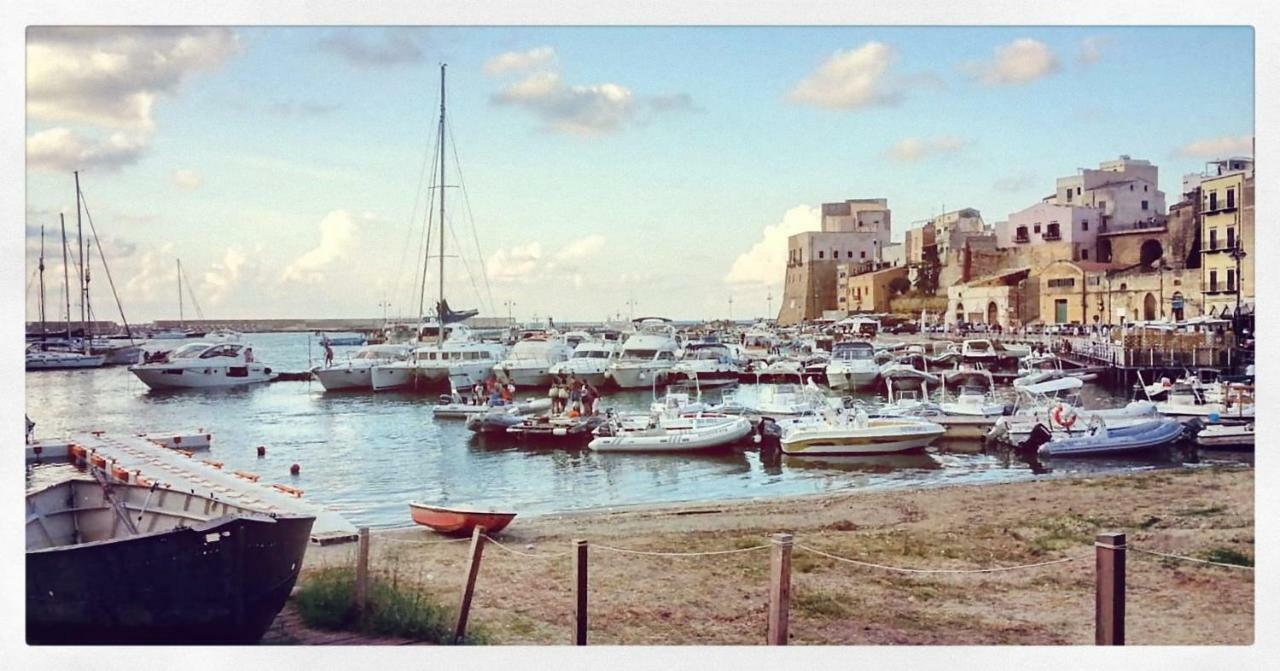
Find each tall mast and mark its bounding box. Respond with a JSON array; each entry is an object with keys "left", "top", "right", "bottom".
[
  {"left": 437, "top": 63, "right": 447, "bottom": 349},
  {"left": 75, "top": 170, "right": 88, "bottom": 350},
  {"left": 38, "top": 224, "right": 47, "bottom": 337},
  {"left": 177, "top": 258, "right": 184, "bottom": 329},
  {"left": 60, "top": 214, "right": 72, "bottom": 342}
]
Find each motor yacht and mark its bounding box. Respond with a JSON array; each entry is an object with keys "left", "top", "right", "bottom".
[
  {"left": 493, "top": 334, "right": 574, "bottom": 388},
  {"left": 670, "top": 342, "right": 745, "bottom": 387},
  {"left": 312, "top": 343, "right": 413, "bottom": 391},
  {"left": 606, "top": 318, "right": 680, "bottom": 389},
  {"left": 548, "top": 338, "right": 621, "bottom": 387},
  {"left": 825, "top": 340, "right": 879, "bottom": 391},
  {"left": 129, "top": 341, "right": 276, "bottom": 389}
]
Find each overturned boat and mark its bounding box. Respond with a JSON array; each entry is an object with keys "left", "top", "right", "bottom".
[{"left": 27, "top": 477, "right": 314, "bottom": 644}]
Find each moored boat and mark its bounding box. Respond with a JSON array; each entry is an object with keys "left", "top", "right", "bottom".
[
  {"left": 408, "top": 503, "right": 515, "bottom": 535},
  {"left": 1030, "top": 418, "right": 1186, "bottom": 457},
  {"left": 589, "top": 413, "right": 753, "bottom": 452},
  {"left": 825, "top": 340, "right": 879, "bottom": 391},
  {"left": 779, "top": 408, "right": 945, "bottom": 455},
  {"left": 129, "top": 341, "right": 276, "bottom": 389}
]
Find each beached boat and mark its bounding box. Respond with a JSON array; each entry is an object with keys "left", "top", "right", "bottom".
[
  {"left": 779, "top": 408, "right": 945, "bottom": 455},
  {"left": 408, "top": 503, "right": 515, "bottom": 535},
  {"left": 1030, "top": 418, "right": 1186, "bottom": 457},
  {"left": 1193, "top": 422, "right": 1254, "bottom": 449},
  {"left": 825, "top": 340, "right": 879, "bottom": 391},
  {"left": 129, "top": 341, "right": 276, "bottom": 389},
  {"left": 312, "top": 343, "right": 412, "bottom": 391},
  {"left": 26, "top": 477, "right": 314, "bottom": 644}
]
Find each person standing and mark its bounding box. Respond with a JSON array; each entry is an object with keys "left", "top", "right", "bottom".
[
  {"left": 548, "top": 382, "right": 561, "bottom": 414},
  {"left": 582, "top": 382, "right": 597, "bottom": 416},
  {"left": 323, "top": 341, "right": 334, "bottom": 367}
]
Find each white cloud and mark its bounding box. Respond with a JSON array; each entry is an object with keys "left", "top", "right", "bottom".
[
  {"left": 492, "top": 71, "right": 637, "bottom": 136},
  {"left": 555, "top": 234, "right": 605, "bottom": 261},
  {"left": 993, "top": 171, "right": 1037, "bottom": 193},
  {"left": 486, "top": 234, "right": 606, "bottom": 285},
  {"left": 26, "top": 127, "right": 147, "bottom": 173},
  {"left": 885, "top": 136, "right": 967, "bottom": 162},
  {"left": 172, "top": 169, "right": 203, "bottom": 190},
  {"left": 969, "top": 38, "right": 1059, "bottom": 87},
  {"left": 484, "top": 46, "right": 556, "bottom": 76},
  {"left": 787, "top": 42, "right": 901, "bottom": 110},
  {"left": 724, "top": 205, "right": 820, "bottom": 285},
  {"left": 1077, "top": 36, "right": 1111, "bottom": 66},
  {"left": 122, "top": 242, "right": 178, "bottom": 305},
  {"left": 1173, "top": 135, "right": 1254, "bottom": 159},
  {"left": 201, "top": 246, "right": 262, "bottom": 307},
  {"left": 27, "top": 27, "right": 240, "bottom": 129},
  {"left": 280, "top": 210, "right": 368, "bottom": 283},
  {"left": 315, "top": 28, "right": 427, "bottom": 68}
]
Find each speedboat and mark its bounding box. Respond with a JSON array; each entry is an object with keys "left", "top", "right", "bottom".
[
  {"left": 714, "top": 378, "right": 835, "bottom": 418},
  {"left": 316, "top": 332, "right": 366, "bottom": 347},
  {"left": 961, "top": 339, "right": 998, "bottom": 365},
  {"left": 825, "top": 340, "right": 879, "bottom": 391},
  {"left": 1155, "top": 379, "right": 1254, "bottom": 419},
  {"left": 605, "top": 318, "right": 680, "bottom": 389},
  {"left": 27, "top": 477, "right": 314, "bottom": 644},
  {"left": 548, "top": 338, "right": 620, "bottom": 387},
  {"left": 432, "top": 394, "right": 551, "bottom": 419},
  {"left": 589, "top": 412, "right": 753, "bottom": 452},
  {"left": 1030, "top": 418, "right": 1186, "bottom": 457},
  {"left": 493, "top": 334, "right": 574, "bottom": 388},
  {"left": 26, "top": 344, "right": 106, "bottom": 370},
  {"left": 311, "top": 343, "right": 412, "bottom": 391},
  {"left": 670, "top": 342, "right": 745, "bottom": 387},
  {"left": 939, "top": 369, "right": 1007, "bottom": 417},
  {"left": 779, "top": 407, "right": 945, "bottom": 455},
  {"left": 129, "top": 341, "right": 276, "bottom": 389},
  {"left": 874, "top": 366, "right": 943, "bottom": 418}
]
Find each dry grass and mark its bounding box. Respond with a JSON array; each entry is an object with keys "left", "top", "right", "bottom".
[{"left": 304, "top": 465, "right": 1253, "bottom": 645}]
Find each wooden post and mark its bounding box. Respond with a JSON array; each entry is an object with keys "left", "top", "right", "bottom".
[
  {"left": 453, "top": 525, "right": 487, "bottom": 643},
  {"left": 355, "top": 526, "right": 370, "bottom": 615},
  {"left": 767, "top": 532, "right": 793, "bottom": 645},
  {"left": 573, "top": 539, "right": 588, "bottom": 645},
  {"left": 1095, "top": 532, "right": 1126, "bottom": 645}
]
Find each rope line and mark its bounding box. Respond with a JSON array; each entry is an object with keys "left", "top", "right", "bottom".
[
  {"left": 794, "top": 543, "right": 1084, "bottom": 574},
  {"left": 1128, "top": 546, "right": 1254, "bottom": 570},
  {"left": 593, "top": 543, "right": 772, "bottom": 557},
  {"left": 482, "top": 534, "right": 571, "bottom": 559},
  {"left": 378, "top": 535, "right": 473, "bottom": 547}
]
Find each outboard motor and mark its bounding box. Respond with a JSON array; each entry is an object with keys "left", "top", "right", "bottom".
[{"left": 1018, "top": 423, "right": 1055, "bottom": 458}]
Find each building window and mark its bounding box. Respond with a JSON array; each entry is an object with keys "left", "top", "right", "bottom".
[
  {"left": 1065, "top": 190, "right": 1072, "bottom": 202},
  {"left": 1209, "top": 270, "right": 1219, "bottom": 292},
  {"left": 1081, "top": 219, "right": 1089, "bottom": 231},
  {"left": 1209, "top": 191, "right": 1218, "bottom": 211},
  {"left": 1209, "top": 228, "right": 1218, "bottom": 250},
  {"left": 1098, "top": 200, "right": 1107, "bottom": 211},
  {"left": 1082, "top": 249, "right": 1090, "bottom": 260},
  {"left": 1227, "top": 227, "right": 1236, "bottom": 249},
  {"left": 1129, "top": 184, "right": 1134, "bottom": 191},
  {"left": 847, "top": 250, "right": 853, "bottom": 258},
  {"left": 818, "top": 250, "right": 824, "bottom": 259},
  {"left": 1227, "top": 188, "right": 1236, "bottom": 209},
  {"left": 1077, "top": 186, "right": 1082, "bottom": 195},
  {"left": 1141, "top": 200, "right": 1149, "bottom": 210},
  {"left": 1227, "top": 269, "right": 1236, "bottom": 292},
  {"left": 1015, "top": 226, "right": 1029, "bottom": 242},
  {"left": 1034, "top": 224, "right": 1041, "bottom": 233},
  {"left": 1047, "top": 278, "right": 1076, "bottom": 288},
  {"left": 1144, "top": 184, "right": 1149, "bottom": 191},
  {"left": 860, "top": 251, "right": 866, "bottom": 259}
]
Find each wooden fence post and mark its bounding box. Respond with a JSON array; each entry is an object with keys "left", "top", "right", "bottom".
[
  {"left": 573, "top": 539, "right": 588, "bottom": 645},
  {"left": 767, "top": 532, "right": 793, "bottom": 645},
  {"left": 1095, "top": 532, "right": 1126, "bottom": 645},
  {"left": 355, "top": 526, "right": 370, "bottom": 615},
  {"left": 453, "top": 525, "right": 487, "bottom": 643}
]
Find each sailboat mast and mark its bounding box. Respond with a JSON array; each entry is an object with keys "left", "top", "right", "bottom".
[
  {"left": 38, "top": 224, "right": 47, "bottom": 337},
  {"left": 75, "top": 170, "right": 88, "bottom": 350},
  {"left": 177, "top": 259, "right": 184, "bottom": 329},
  {"left": 60, "top": 214, "right": 72, "bottom": 342},
  {"left": 437, "top": 63, "right": 447, "bottom": 349}
]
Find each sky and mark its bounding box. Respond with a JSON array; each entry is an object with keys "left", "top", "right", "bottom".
[{"left": 24, "top": 25, "right": 1254, "bottom": 324}]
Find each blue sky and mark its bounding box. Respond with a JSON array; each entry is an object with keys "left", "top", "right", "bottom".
[{"left": 25, "top": 26, "right": 1253, "bottom": 323}]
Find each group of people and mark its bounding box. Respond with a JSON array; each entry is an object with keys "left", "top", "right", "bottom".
[
  {"left": 548, "top": 375, "right": 599, "bottom": 417},
  {"left": 466, "top": 376, "right": 516, "bottom": 406}
]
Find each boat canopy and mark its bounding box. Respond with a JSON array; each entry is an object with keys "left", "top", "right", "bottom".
[{"left": 1017, "top": 376, "right": 1084, "bottom": 396}]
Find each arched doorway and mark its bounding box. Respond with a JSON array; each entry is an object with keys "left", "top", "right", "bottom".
[
  {"left": 986, "top": 301, "right": 998, "bottom": 326},
  {"left": 955, "top": 302, "right": 964, "bottom": 323},
  {"left": 1096, "top": 239, "right": 1113, "bottom": 263},
  {"left": 1143, "top": 293, "right": 1157, "bottom": 321},
  {"left": 1140, "top": 239, "right": 1164, "bottom": 266}
]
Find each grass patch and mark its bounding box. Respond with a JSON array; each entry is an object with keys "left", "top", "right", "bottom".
[
  {"left": 1203, "top": 547, "right": 1253, "bottom": 567},
  {"left": 1176, "top": 504, "right": 1227, "bottom": 517},
  {"left": 794, "top": 589, "right": 855, "bottom": 618},
  {"left": 295, "top": 567, "right": 487, "bottom": 644}
]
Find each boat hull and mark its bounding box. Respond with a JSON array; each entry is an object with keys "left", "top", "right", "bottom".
[
  {"left": 589, "top": 416, "right": 753, "bottom": 452},
  {"left": 130, "top": 364, "right": 276, "bottom": 389},
  {"left": 782, "top": 419, "right": 945, "bottom": 455},
  {"left": 408, "top": 503, "right": 515, "bottom": 535},
  {"left": 607, "top": 363, "right": 673, "bottom": 389},
  {"left": 312, "top": 364, "right": 375, "bottom": 391},
  {"left": 1037, "top": 419, "right": 1185, "bottom": 457},
  {"left": 27, "top": 514, "right": 314, "bottom": 645},
  {"left": 825, "top": 365, "right": 879, "bottom": 391},
  {"left": 493, "top": 363, "right": 556, "bottom": 388}
]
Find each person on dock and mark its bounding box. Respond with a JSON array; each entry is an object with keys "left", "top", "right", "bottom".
[
  {"left": 245, "top": 346, "right": 254, "bottom": 364},
  {"left": 569, "top": 378, "right": 583, "bottom": 414},
  {"left": 322, "top": 341, "right": 334, "bottom": 367},
  {"left": 549, "top": 382, "right": 562, "bottom": 414},
  {"left": 582, "top": 382, "right": 598, "bottom": 415},
  {"left": 503, "top": 383, "right": 514, "bottom": 402}
]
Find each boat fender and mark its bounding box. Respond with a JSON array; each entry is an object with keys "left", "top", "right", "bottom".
[{"left": 1051, "top": 404, "right": 1077, "bottom": 429}]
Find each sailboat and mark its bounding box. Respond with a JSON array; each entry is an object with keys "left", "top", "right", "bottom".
[
  {"left": 372, "top": 64, "right": 506, "bottom": 392},
  {"left": 27, "top": 214, "right": 105, "bottom": 370},
  {"left": 150, "top": 259, "right": 204, "bottom": 339}
]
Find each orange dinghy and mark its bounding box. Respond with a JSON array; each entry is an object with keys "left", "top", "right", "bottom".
[{"left": 408, "top": 502, "right": 516, "bottom": 536}]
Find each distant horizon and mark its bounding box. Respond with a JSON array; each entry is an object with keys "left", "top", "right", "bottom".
[{"left": 24, "top": 26, "right": 1253, "bottom": 323}]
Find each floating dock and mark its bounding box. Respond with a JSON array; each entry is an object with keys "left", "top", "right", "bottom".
[{"left": 26, "top": 432, "right": 358, "bottom": 545}]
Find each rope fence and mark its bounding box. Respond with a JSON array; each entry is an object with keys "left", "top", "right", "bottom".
[{"left": 339, "top": 526, "right": 1251, "bottom": 646}]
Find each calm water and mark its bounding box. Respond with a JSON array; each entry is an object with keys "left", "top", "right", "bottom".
[{"left": 24, "top": 332, "right": 1246, "bottom": 528}]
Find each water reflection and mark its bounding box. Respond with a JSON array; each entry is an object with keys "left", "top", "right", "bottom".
[{"left": 782, "top": 452, "right": 941, "bottom": 474}]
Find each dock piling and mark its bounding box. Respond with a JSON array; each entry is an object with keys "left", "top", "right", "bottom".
[
  {"left": 573, "top": 538, "right": 588, "bottom": 645},
  {"left": 1095, "top": 532, "right": 1126, "bottom": 645}
]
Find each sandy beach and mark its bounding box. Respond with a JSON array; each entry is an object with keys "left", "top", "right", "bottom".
[{"left": 295, "top": 463, "right": 1254, "bottom": 645}]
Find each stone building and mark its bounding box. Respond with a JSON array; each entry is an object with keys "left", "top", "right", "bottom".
[
  {"left": 777, "top": 198, "right": 892, "bottom": 324},
  {"left": 1035, "top": 260, "right": 1203, "bottom": 325},
  {"left": 1196, "top": 158, "right": 1254, "bottom": 319},
  {"left": 945, "top": 267, "right": 1035, "bottom": 328},
  {"left": 838, "top": 263, "right": 909, "bottom": 314}
]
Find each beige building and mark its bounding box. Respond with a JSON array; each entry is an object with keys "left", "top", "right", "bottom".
[
  {"left": 946, "top": 268, "right": 1035, "bottom": 328},
  {"left": 1197, "top": 159, "right": 1254, "bottom": 318},
  {"left": 1035, "top": 260, "right": 1202, "bottom": 325},
  {"left": 838, "top": 263, "right": 909, "bottom": 314},
  {"left": 778, "top": 198, "right": 893, "bottom": 324}
]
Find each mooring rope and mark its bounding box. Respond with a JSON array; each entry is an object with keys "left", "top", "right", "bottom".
[
  {"left": 378, "top": 535, "right": 473, "bottom": 547},
  {"left": 481, "top": 534, "right": 572, "bottom": 559},
  {"left": 1128, "top": 546, "right": 1254, "bottom": 570},
  {"left": 592, "top": 543, "right": 772, "bottom": 558},
  {"left": 793, "top": 543, "right": 1084, "bottom": 574}
]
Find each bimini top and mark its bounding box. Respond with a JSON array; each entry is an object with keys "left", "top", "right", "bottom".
[{"left": 1017, "top": 376, "right": 1084, "bottom": 396}]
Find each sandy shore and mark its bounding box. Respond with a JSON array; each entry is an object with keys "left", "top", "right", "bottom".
[{"left": 301, "top": 464, "right": 1253, "bottom": 645}]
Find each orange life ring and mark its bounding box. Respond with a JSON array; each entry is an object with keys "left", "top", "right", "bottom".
[{"left": 1051, "top": 404, "right": 1078, "bottom": 429}]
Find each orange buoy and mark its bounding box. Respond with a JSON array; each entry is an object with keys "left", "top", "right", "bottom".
[
  {"left": 289, "top": 463, "right": 301, "bottom": 476},
  {"left": 257, "top": 446, "right": 266, "bottom": 457}
]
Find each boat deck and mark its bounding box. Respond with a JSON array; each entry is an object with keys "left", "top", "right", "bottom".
[{"left": 26, "top": 432, "right": 358, "bottom": 544}]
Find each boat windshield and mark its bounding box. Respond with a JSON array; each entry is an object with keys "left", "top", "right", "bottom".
[
  {"left": 622, "top": 349, "right": 658, "bottom": 360},
  {"left": 169, "top": 344, "right": 212, "bottom": 359},
  {"left": 573, "top": 350, "right": 612, "bottom": 359},
  {"left": 968, "top": 342, "right": 991, "bottom": 352},
  {"left": 199, "top": 344, "right": 243, "bottom": 359},
  {"left": 832, "top": 345, "right": 873, "bottom": 360}
]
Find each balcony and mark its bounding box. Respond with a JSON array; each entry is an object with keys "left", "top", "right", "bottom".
[
  {"left": 1042, "top": 231, "right": 1062, "bottom": 241},
  {"left": 1014, "top": 233, "right": 1030, "bottom": 244}
]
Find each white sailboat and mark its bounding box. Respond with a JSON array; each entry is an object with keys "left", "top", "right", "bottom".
[{"left": 27, "top": 213, "right": 105, "bottom": 370}]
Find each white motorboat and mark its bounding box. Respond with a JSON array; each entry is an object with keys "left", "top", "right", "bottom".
[
  {"left": 740, "top": 325, "right": 779, "bottom": 360},
  {"left": 1155, "top": 379, "right": 1254, "bottom": 419},
  {"left": 372, "top": 337, "right": 506, "bottom": 392},
  {"left": 1030, "top": 418, "right": 1187, "bottom": 458},
  {"left": 874, "top": 366, "right": 943, "bottom": 418},
  {"left": 1193, "top": 422, "right": 1254, "bottom": 449},
  {"left": 433, "top": 395, "right": 551, "bottom": 419},
  {"left": 939, "top": 369, "right": 1007, "bottom": 417},
  {"left": 312, "top": 343, "right": 412, "bottom": 391},
  {"left": 606, "top": 318, "right": 680, "bottom": 389},
  {"left": 129, "top": 341, "right": 276, "bottom": 389},
  {"left": 670, "top": 342, "right": 745, "bottom": 387},
  {"left": 26, "top": 345, "right": 106, "bottom": 370},
  {"left": 779, "top": 407, "right": 945, "bottom": 455},
  {"left": 589, "top": 413, "right": 753, "bottom": 452},
  {"left": 825, "top": 340, "right": 879, "bottom": 391},
  {"left": 961, "top": 339, "right": 998, "bottom": 364},
  {"left": 1015, "top": 353, "right": 1097, "bottom": 386},
  {"left": 548, "top": 338, "right": 620, "bottom": 387},
  {"left": 714, "top": 379, "right": 836, "bottom": 418},
  {"left": 493, "top": 335, "right": 574, "bottom": 388}
]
